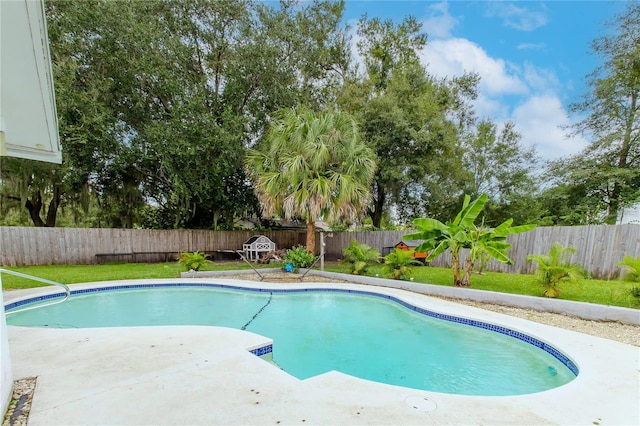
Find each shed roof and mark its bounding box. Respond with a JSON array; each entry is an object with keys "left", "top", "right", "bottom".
[
  {"left": 244, "top": 235, "right": 259, "bottom": 245},
  {"left": 243, "top": 235, "right": 275, "bottom": 245},
  {"left": 396, "top": 240, "right": 425, "bottom": 247}
]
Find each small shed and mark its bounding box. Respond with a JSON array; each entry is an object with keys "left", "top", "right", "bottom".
[
  {"left": 394, "top": 240, "right": 428, "bottom": 262},
  {"left": 243, "top": 235, "right": 276, "bottom": 261}
]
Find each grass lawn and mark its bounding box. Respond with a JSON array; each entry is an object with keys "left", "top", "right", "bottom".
[
  {"left": 325, "top": 263, "right": 639, "bottom": 309},
  {"left": 0, "top": 261, "right": 278, "bottom": 289},
  {"left": 1, "top": 261, "right": 638, "bottom": 309}
]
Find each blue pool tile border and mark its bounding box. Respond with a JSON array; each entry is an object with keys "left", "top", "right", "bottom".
[
  {"left": 4, "top": 291, "right": 68, "bottom": 309},
  {"left": 250, "top": 344, "right": 273, "bottom": 357},
  {"left": 4, "top": 282, "right": 578, "bottom": 376}
]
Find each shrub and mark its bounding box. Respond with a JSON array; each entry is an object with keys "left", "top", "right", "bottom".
[
  {"left": 383, "top": 248, "right": 422, "bottom": 280},
  {"left": 341, "top": 240, "right": 380, "bottom": 275},
  {"left": 282, "top": 246, "right": 316, "bottom": 272},
  {"left": 328, "top": 221, "right": 350, "bottom": 232},
  {"left": 527, "top": 243, "right": 585, "bottom": 298},
  {"left": 617, "top": 255, "right": 640, "bottom": 282},
  {"left": 178, "top": 251, "right": 210, "bottom": 272}
]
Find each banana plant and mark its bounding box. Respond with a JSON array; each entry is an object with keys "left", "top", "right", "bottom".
[{"left": 405, "top": 193, "right": 536, "bottom": 286}]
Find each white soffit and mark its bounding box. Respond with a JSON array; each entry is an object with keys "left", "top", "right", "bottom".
[{"left": 0, "top": 0, "right": 61, "bottom": 164}]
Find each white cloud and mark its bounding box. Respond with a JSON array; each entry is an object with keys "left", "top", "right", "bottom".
[
  {"left": 414, "top": 3, "right": 585, "bottom": 160},
  {"left": 473, "top": 93, "right": 510, "bottom": 121},
  {"left": 347, "top": 1, "right": 587, "bottom": 162},
  {"left": 422, "top": 2, "right": 458, "bottom": 38},
  {"left": 511, "top": 95, "right": 588, "bottom": 160},
  {"left": 420, "top": 38, "right": 586, "bottom": 161},
  {"left": 521, "top": 62, "right": 561, "bottom": 93},
  {"left": 484, "top": 2, "right": 549, "bottom": 31},
  {"left": 421, "top": 38, "right": 528, "bottom": 96}
]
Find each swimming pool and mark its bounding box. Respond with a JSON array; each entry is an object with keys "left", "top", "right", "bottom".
[{"left": 5, "top": 282, "right": 578, "bottom": 396}]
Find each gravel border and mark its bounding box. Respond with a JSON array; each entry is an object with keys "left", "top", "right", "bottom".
[
  {"left": 445, "top": 297, "right": 640, "bottom": 347},
  {"left": 2, "top": 377, "right": 36, "bottom": 426}
]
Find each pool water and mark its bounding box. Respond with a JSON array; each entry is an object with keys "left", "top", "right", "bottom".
[{"left": 6, "top": 286, "right": 576, "bottom": 395}]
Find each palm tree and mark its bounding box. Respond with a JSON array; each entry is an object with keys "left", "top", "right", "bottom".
[
  {"left": 383, "top": 248, "right": 422, "bottom": 280},
  {"left": 342, "top": 239, "right": 380, "bottom": 275},
  {"left": 527, "top": 243, "right": 585, "bottom": 298},
  {"left": 245, "top": 107, "right": 377, "bottom": 253}
]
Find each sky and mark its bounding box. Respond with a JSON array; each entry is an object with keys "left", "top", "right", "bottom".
[{"left": 340, "top": 0, "right": 627, "bottom": 161}]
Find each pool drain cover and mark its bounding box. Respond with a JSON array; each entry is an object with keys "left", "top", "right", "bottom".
[{"left": 405, "top": 395, "right": 437, "bottom": 412}]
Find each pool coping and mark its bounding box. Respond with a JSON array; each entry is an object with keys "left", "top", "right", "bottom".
[{"left": 4, "top": 278, "right": 640, "bottom": 425}]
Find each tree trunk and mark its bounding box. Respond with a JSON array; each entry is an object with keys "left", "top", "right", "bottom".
[
  {"left": 607, "top": 91, "right": 637, "bottom": 225},
  {"left": 461, "top": 257, "right": 473, "bottom": 286},
  {"left": 25, "top": 190, "right": 45, "bottom": 227},
  {"left": 370, "top": 182, "right": 386, "bottom": 228},
  {"left": 452, "top": 250, "right": 462, "bottom": 286},
  {"left": 45, "top": 186, "right": 62, "bottom": 227},
  {"left": 306, "top": 221, "right": 316, "bottom": 254},
  {"left": 24, "top": 187, "right": 63, "bottom": 228},
  {"left": 605, "top": 187, "right": 621, "bottom": 224}
]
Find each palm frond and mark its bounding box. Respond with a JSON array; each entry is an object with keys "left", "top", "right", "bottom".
[
  {"left": 617, "top": 255, "right": 640, "bottom": 282},
  {"left": 527, "top": 242, "right": 585, "bottom": 297}
]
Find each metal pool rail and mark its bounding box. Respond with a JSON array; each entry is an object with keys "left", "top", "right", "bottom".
[{"left": 1, "top": 268, "right": 70, "bottom": 315}]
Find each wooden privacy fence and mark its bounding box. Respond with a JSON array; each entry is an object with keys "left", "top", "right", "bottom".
[
  {"left": 1, "top": 224, "right": 638, "bottom": 279},
  {"left": 321, "top": 224, "right": 640, "bottom": 280},
  {"left": 0, "top": 227, "right": 305, "bottom": 266}
]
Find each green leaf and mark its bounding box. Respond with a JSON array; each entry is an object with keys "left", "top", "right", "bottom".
[
  {"left": 492, "top": 218, "right": 514, "bottom": 236},
  {"left": 451, "top": 229, "right": 471, "bottom": 244},
  {"left": 410, "top": 218, "right": 447, "bottom": 232},
  {"left": 452, "top": 194, "right": 471, "bottom": 225},
  {"left": 508, "top": 224, "right": 537, "bottom": 234},
  {"left": 425, "top": 240, "right": 448, "bottom": 260},
  {"left": 483, "top": 245, "right": 512, "bottom": 264},
  {"left": 457, "top": 193, "right": 487, "bottom": 227},
  {"left": 486, "top": 241, "right": 511, "bottom": 251}
]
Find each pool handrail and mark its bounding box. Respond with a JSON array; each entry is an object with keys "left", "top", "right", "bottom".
[
  {"left": 1, "top": 268, "right": 70, "bottom": 315},
  {"left": 299, "top": 255, "right": 322, "bottom": 281},
  {"left": 234, "top": 250, "right": 264, "bottom": 281}
]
